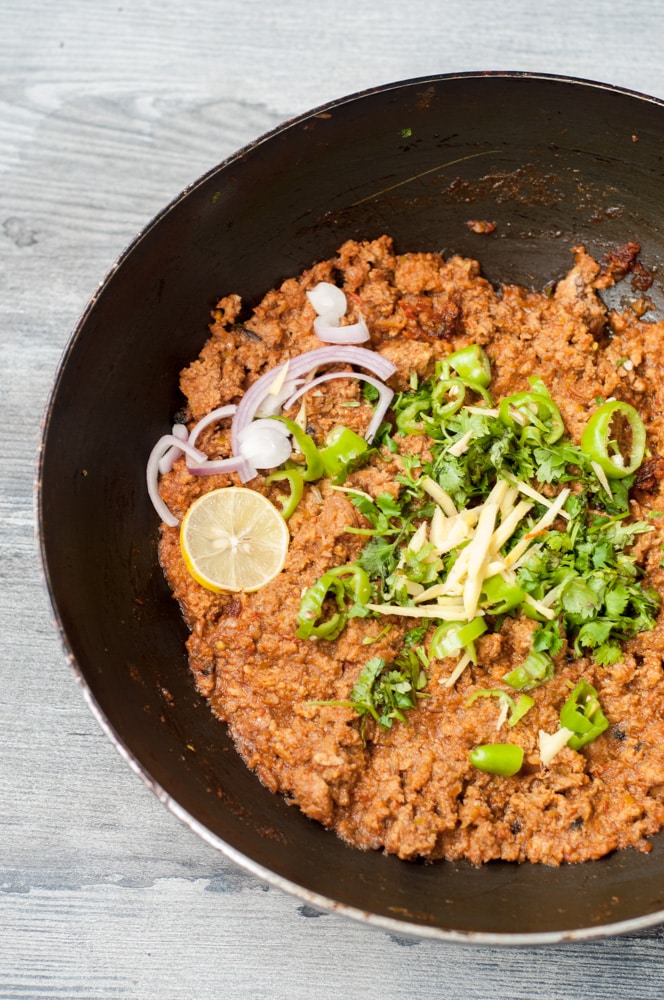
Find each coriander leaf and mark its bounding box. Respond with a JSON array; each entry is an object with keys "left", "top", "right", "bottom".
[
  {"left": 593, "top": 642, "right": 623, "bottom": 666},
  {"left": 433, "top": 458, "right": 467, "bottom": 499},
  {"left": 561, "top": 579, "right": 602, "bottom": 621},
  {"left": 357, "top": 536, "right": 399, "bottom": 579},
  {"left": 403, "top": 624, "right": 428, "bottom": 647},
  {"left": 604, "top": 584, "right": 630, "bottom": 617},
  {"left": 591, "top": 540, "right": 614, "bottom": 569},
  {"left": 575, "top": 618, "right": 614, "bottom": 649},
  {"left": 362, "top": 381, "right": 380, "bottom": 403},
  {"left": 533, "top": 445, "right": 569, "bottom": 484},
  {"left": 532, "top": 620, "right": 564, "bottom": 656},
  {"left": 343, "top": 650, "right": 428, "bottom": 739},
  {"left": 375, "top": 492, "right": 404, "bottom": 518}
]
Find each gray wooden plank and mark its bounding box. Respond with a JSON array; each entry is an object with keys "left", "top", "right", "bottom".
[{"left": 3, "top": 878, "right": 664, "bottom": 999}]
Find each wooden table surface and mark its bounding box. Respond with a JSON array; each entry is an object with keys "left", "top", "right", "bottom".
[{"left": 4, "top": 1, "right": 664, "bottom": 996}]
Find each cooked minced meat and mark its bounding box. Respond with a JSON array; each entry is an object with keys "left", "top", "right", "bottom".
[{"left": 158, "top": 235, "right": 664, "bottom": 865}]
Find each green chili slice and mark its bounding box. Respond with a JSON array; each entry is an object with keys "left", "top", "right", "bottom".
[
  {"left": 559, "top": 679, "right": 609, "bottom": 749},
  {"left": 465, "top": 688, "right": 535, "bottom": 727},
  {"left": 324, "top": 563, "right": 372, "bottom": 606},
  {"left": 429, "top": 617, "right": 487, "bottom": 659},
  {"left": 499, "top": 390, "right": 564, "bottom": 445},
  {"left": 396, "top": 397, "right": 431, "bottom": 435},
  {"left": 320, "top": 425, "right": 368, "bottom": 478},
  {"left": 469, "top": 743, "right": 524, "bottom": 776},
  {"left": 432, "top": 375, "right": 493, "bottom": 420},
  {"left": 431, "top": 377, "right": 467, "bottom": 417},
  {"left": 502, "top": 649, "right": 554, "bottom": 691},
  {"left": 510, "top": 693, "right": 536, "bottom": 727},
  {"left": 296, "top": 575, "right": 347, "bottom": 640},
  {"left": 446, "top": 344, "right": 492, "bottom": 388},
  {"left": 264, "top": 468, "right": 304, "bottom": 520},
  {"left": 580, "top": 399, "right": 646, "bottom": 479},
  {"left": 273, "top": 416, "right": 324, "bottom": 481},
  {"left": 481, "top": 574, "right": 526, "bottom": 614},
  {"left": 296, "top": 563, "right": 371, "bottom": 641}
]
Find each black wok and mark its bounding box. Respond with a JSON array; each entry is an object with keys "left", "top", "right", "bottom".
[{"left": 38, "top": 73, "right": 664, "bottom": 943}]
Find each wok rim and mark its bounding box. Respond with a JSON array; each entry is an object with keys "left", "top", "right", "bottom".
[{"left": 36, "top": 69, "right": 664, "bottom": 945}]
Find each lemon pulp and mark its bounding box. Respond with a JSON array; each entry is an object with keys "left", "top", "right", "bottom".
[{"left": 179, "top": 487, "right": 289, "bottom": 593}]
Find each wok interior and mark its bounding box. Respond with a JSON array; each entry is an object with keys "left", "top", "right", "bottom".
[{"left": 39, "top": 74, "right": 664, "bottom": 940}]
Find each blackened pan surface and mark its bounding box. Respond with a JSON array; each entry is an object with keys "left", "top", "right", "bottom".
[{"left": 38, "top": 73, "right": 664, "bottom": 943}]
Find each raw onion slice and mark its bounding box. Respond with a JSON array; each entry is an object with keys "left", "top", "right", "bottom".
[
  {"left": 188, "top": 404, "right": 237, "bottom": 449},
  {"left": 313, "top": 314, "right": 370, "bottom": 344},
  {"left": 158, "top": 423, "right": 190, "bottom": 474},
  {"left": 307, "top": 281, "right": 370, "bottom": 343},
  {"left": 237, "top": 419, "right": 293, "bottom": 469},
  {"left": 306, "top": 282, "right": 347, "bottom": 319},
  {"left": 184, "top": 403, "right": 255, "bottom": 480},
  {"left": 186, "top": 454, "right": 253, "bottom": 478},
  {"left": 147, "top": 434, "right": 207, "bottom": 526},
  {"left": 230, "top": 346, "right": 397, "bottom": 482},
  {"left": 240, "top": 417, "right": 292, "bottom": 437},
  {"left": 160, "top": 407, "right": 240, "bottom": 475},
  {"left": 255, "top": 379, "right": 303, "bottom": 417},
  {"left": 283, "top": 371, "right": 393, "bottom": 443}
]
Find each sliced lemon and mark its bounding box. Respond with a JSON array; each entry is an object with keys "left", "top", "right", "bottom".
[{"left": 180, "top": 487, "right": 289, "bottom": 593}]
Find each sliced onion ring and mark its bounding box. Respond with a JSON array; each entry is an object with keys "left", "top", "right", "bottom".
[
  {"left": 231, "top": 346, "right": 397, "bottom": 482},
  {"left": 283, "top": 371, "right": 393, "bottom": 443},
  {"left": 147, "top": 434, "right": 207, "bottom": 526},
  {"left": 239, "top": 417, "right": 292, "bottom": 437},
  {"left": 306, "top": 282, "right": 347, "bottom": 318},
  {"left": 185, "top": 454, "right": 253, "bottom": 478},
  {"left": 158, "top": 423, "right": 190, "bottom": 474},
  {"left": 237, "top": 421, "right": 293, "bottom": 468},
  {"left": 188, "top": 404, "right": 237, "bottom": 448},
  {"left": 184, "top": 403, "right": 254, "bottom": 480},
  {"left": 313, "top": 314, "right": 370, "bottom": 344},
  {"left": 255, "top": 379, "right": 303, "bottom": 417}
]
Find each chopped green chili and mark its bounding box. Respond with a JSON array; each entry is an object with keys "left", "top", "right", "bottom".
[
  {"left": 502, "top": 649, "right": 554, "bottom": 691},
  {"left": 432, "top": 376, "right": 492, "bottom": 419},
  {"left": 431, "top": 377, "right": 468, "bottom": 418},
  {"left": 395, "top": 397, "right": 431, "bottom": 435},
  {"left": 446, "top": 344, "right": 492, "bottom": 388},
  {"left": 481, "top": 574, "right": 526, "bottom": 614},
  {"left": 469, "top": 742, "right": 524, "bottom": 776},
  {"left": 320, "top": 425, "right": 368, "bottom": 478},
  {"left": 273, "top": 416, "right": 324, "bottom": 481},
  {"left": 580, "top": 399, "right": 646, "bottom": 479},
  {"left": 559, "top": 679, "right": 609, "bottom": 749},
  {"left": 499, "top": 389, "right": 564, "bottom": 445},
  {"left": 264, "top": 468, "right": 304, "bottom": 520},
  {"left": 296, "top": 563, "right": 371, "bottom": 641},
  {"left": 429, "top": 618, "right": 487, "bottom": 659},
  {"left": 510, "top": 693, "right": 536, "bottom": 726},
  {"left": 465, "top": 688, "right": 535, "bottom": 727},
  {"left": 296, "top": 574, "right": 346, "bottom": 640}
]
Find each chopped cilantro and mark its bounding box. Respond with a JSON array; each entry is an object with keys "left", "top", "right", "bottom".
[
  {"left": 403, "top": 624, "right": 428, "bottom": 647},
  {"left": 362, "top": 381, "right": 381, "bottom": 404},
  {"left": 531, "top": 619, "right": 564, "bottom": 656},
  {"left": 357, "top": 535, "right": 400, "bottom": 580},
  {"left": 298, "top": 346, "right": 661, "bottom": 736},
  {"left": 313, "top": 652, "right": 428, "bottom": 740}
]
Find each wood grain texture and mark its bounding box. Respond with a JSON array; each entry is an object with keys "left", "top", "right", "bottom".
[{"left": 3, "top": 1, "right": 664, "bottom": 996}]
